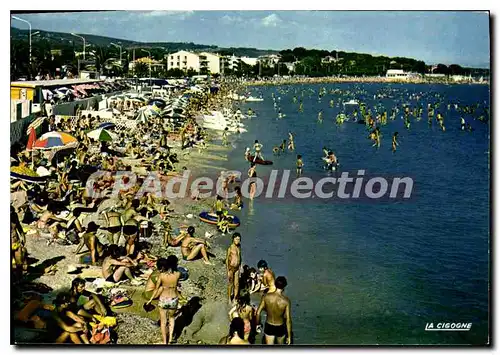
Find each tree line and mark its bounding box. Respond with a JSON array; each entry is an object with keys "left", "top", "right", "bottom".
[{"left": 10, "top": 36, "right": 489, "bottom": 80}]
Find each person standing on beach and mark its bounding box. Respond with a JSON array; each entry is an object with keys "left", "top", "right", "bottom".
[
  {"left": 146, "top": 255, "right": 181, "bottom": 344},
  {"left": 226, "top": 232, "right": 242, "bottom": 303},
  {"left": 256, "top": 276, "right": 292, "bottom": 345}
]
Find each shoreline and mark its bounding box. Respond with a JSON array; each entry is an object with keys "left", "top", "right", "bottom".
[
  {"left": 243, "top": 76, "right": 489, "bottom": 86},
  {"left": 14, "top": 84, "right": 245, "bottom": 345}
]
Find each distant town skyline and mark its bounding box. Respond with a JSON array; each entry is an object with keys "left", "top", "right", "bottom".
[{"left": 11, "top": 11, "right": 490, "bottom": 68}]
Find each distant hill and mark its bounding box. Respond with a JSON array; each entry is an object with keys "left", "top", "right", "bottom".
[{"left": 10, "top": 27, "right": 279, "bottom": 57}]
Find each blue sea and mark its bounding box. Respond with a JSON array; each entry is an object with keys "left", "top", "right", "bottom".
[{"left": 215, "top": 83, "right": 490, "bottom": 345}]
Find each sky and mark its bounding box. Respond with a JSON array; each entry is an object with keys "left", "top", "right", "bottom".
[{"left": 11, "top": 11, "right": 490, "bottom": 67}]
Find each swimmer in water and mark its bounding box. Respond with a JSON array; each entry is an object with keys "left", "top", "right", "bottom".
[
  {"left": 253, "top": 140, "right": 264, "bottom": 162},
  {"left": 244, "top": 147, "right": 251, "bottom": 162},
  {"left": 296, "top": 155, "right": 303, "bottom": 176},
  {"left": 460, "top": 117, "right": 466, "bottom": 131},
  {"left": 287, "top": 132, "right": 295, "bottom": 151},
  {"left": 280, "top": 140, "right": 286, "bottom": 153},
  {"left": 317, "top": 110, "right": 323, "bottom": 123},
  {"left": 392, "top": 132, "right": 399, "bottom": 153}
]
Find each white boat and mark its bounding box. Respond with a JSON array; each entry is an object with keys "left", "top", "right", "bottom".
[
  {"left": 201, "top": 121, "right": 247, "bottom": 133},
  {"left": 246, "top": 96, "right": 264, "bottom": 102},
  {"left": 343, "top": 99, "right": 359, "bottom": 106}
]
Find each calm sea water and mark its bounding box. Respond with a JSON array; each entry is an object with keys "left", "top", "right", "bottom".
[{"left": 215, "top": 83, "right": 489, "bottom": 345}]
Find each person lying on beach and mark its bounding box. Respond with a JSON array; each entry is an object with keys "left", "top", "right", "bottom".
[
  {"left": 180, "top": 226, "right": 213, "bottom": 265},
  {"left": 75, "top": 222, "right": 105, "bottom": 265},
  {"left": 102, "top": 244, "right": 141, "bottom": 284},
  {"left": 14, "top": 293, "right": 55, "bottom": 330},
  {"left": 69, "top": 278, "right": 108, "bottom": 320}
]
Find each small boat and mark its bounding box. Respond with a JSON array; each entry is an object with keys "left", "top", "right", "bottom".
[
  {"left": 247, "top": 155, "right": 273, "bottom": 165},
  {"left": 199, "top": 211, "right": 241, "bottom": 228},
  {"left": 246, "top": 96, "right": 264, "bottom": 102},
  {"left": 343, "top": 99, "right": 359, "bottom": 106}
]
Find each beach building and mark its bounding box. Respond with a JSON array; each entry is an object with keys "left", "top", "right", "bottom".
[
  {"left": 386, "top": 69, "right": 409, "bottom": 79},
  {"left": 258, "top": 54, "right": 281, "bottom": 66},
  {"left": 198, "top": 52, "right": 221, "bottom": 74},
  {"left": 240, "top": 56, "right": 258, "bottom": 66},
  {"left": 167, "top": 50, "right": 201, "bottom": 72}
]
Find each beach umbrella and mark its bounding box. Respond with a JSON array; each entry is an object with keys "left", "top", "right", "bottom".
[
  {"left": 26, "top": 116, "right": 46, "bottom": 135},
  {"left": 10, "top": 165, "right": 47, "bottom": 184},
  {"left": 98, "top": 122, "right": 116, "bottom": 129},
  {"left": 33, "top": 132, "right": 78, "bottom": 150},
  {"left": 86, "top": 128, "right": 117, "bottom": 142},
  {"left": 26, "top": 128, "right": 37, "bottom": 151}
]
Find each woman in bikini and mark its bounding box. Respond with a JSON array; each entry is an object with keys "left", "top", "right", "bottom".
[
  {"left": 248, "top": 163, "right": 257, "bottom": 200},
  {"left": 228, "top": 289, "right": 255, "bottom": 343},
  {"left": 146, "top": 255, "right": 181, "bottom": 344}
]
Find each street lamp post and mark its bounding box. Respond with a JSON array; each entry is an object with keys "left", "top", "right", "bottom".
[
  {"left": 70, "top": 33, "right": 86, "bottom": 60},
  {"left": 110, "top": 42, "right": 122, "bottom": 64},
  {"left": 12, "top": 16, "right": 32, "bottom": 79},
  {"left": 141, "top": 49, "right": 152, "bottom": 86}
]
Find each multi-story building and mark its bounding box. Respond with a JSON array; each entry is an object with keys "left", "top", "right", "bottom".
[
  {"left": 167, "top": 50, "right": 201, "bottom": 72},
  {"left": 258, "top": 54, "right": 281, "bottom": 66},
  {"left": 240, "top": 57, "right": 258, "bottom": 67},
  {"left": 198, "top": 52, "right": 220, "bottom": 74}
]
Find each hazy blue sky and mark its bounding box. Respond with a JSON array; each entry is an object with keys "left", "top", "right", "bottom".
[{"left": 11, "top": 11, "right": 490, "bottom": 67}]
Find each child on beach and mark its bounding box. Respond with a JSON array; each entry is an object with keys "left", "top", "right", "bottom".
[{"left": 230, "top": 187, "right": 244, "bottom": 210}]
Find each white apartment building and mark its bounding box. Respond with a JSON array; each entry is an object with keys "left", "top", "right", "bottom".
[
  {"left": 240, "top": 57, "right": 258, "bottom": 66},
  {"left": 258, "top": 54, "right": 281, "bottom": 66},
  {"left": 167, "top": 50, "right": 201, "bottom": 72},
  {"left": 198, "top": 52, "right": 220, "bottom": 74}
]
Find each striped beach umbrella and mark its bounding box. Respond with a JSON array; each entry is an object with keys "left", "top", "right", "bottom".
[
  {"left": 33, "top": 132, "right": 78, "bottom": 150},
  {"left": 26, "top": 116, "right": 46, "bottom": 135},
  {"left": 86, "top": 128, "right": 117, "bottom": 142},
  {"left": 98, "top": 122, "right": 116, "bottom": 130}
]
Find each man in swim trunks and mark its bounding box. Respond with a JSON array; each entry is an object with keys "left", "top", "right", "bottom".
[
  {"left": 180, "top": 226, "right": 213, "bottom": 265},
  {"left": 226, "top": 232, "right": 242, "bottom": 303},
  {"left": 256, "top": 276, "right": 292, "bottom": 345}
]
